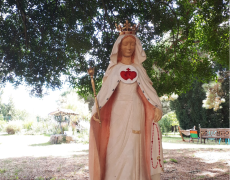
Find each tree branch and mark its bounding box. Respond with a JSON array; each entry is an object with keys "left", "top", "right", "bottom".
[
  {"left": 15, "top": 0, "right": 28, "bottom": 47},
  {"left": 157, "top": 1, "right": 180, "bottom": 60},
  {"left": 101, "top": 0, "right": 113, "bottom": 31}
]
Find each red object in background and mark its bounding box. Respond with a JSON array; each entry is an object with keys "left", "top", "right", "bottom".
[{"left": 120, "top": 68, "right": 137, "bottom": 80}]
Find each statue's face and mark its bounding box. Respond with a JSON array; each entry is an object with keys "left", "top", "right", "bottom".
[{"left": 120, "top": 37, "right": 136, "bottom": 57}]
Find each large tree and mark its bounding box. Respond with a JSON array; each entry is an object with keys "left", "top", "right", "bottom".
[
  {"left": 0, "top": 0, "right": 228, "bottom": 97},
  {"left": 202, "top": 66, "right": 229, "bottom": 127},
  {"left": 0, "top": 96, "right": 16, "bottom": 121},
  {"left": 170, "top": 79, "right": 229, "bottom": 130}
]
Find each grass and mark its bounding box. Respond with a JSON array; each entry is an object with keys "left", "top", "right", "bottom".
[
  {"left": 43, "top": 134, "right": 52, "bottom": 137},
  {"left": 57, "top": 164, "right": 62, "bottom": 172},
  {"left": 170, "top": 158, "right": 178, "bottom": 163},
  {"left": 162, "top": 136, "right": 229, "bottom": 145},
  {"left": 198, "top": 175, "right": 205, "bottom": 179},
  {"left": 0, "top": 169, "right": 6, "bottom": 174},
  {"left": 29, "top": 142, "right": 52, "bottom": 146},
  {"left": 162, "top": 132, "right": 180, "bottom": 136},
  {"left": 162, "top": 136, "right": 190, "bottom": 143},
  {"left": 0, "top": 134, "right": 13, "bottom": 136},
  {"left": 34, "top": 177, "right": 57, "bottom": 180}
]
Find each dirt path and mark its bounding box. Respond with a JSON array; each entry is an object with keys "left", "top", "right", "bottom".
[{"left": 0, "top": 135, "right": 229, "bottom": 180}]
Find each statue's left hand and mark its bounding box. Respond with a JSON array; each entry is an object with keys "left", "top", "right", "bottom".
[{"left": 153, "top": 107, "right": 162, "bottom": 122}]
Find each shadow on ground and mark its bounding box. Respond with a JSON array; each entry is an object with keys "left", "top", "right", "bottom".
[
  {"left": 163, "top": 148, "right": 229, "bottom": 180},
  {"left": 0, "top": 148, "right": 229, "bottom": 180},
  {"left": 0, "top": 153, "right": 89, "bottom": 180}
]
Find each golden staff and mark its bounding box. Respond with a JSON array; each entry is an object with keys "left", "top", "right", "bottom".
[{"left": 87, "top": 67, "right": 101, "bottom": 126}]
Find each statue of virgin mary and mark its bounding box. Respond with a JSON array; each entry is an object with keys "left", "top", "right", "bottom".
[{"left": 89, "top": 21, "right": 164, "bottom": 180}]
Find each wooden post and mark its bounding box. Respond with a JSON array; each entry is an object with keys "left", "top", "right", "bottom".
[
  {"left": 178, "top": 126, "right": 185, "bottom": 141},
  {"left": 199, "top": 124, "right": 202, "bottom": 144}
]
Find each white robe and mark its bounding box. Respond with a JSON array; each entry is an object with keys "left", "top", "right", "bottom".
[
  {"left": 89, "top": 34, "right": 164, "bottom": 180},
  {"left": 91, "top": 63, "right": 164, "bottom": 180},
  {"left": 105, "top": 81, "right": 147, "bottom": 180}
]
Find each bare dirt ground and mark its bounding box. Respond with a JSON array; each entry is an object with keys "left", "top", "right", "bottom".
[
  {"left": 162, "top": 148, "right": 229, "bottom": 180},
  {"left": 0, "top": 135, "right": 229, "bottom": 180}
]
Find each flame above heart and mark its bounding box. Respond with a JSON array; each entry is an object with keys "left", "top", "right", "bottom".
[{"left": 120, "top": 68, "right": 137, "bottom": 80}]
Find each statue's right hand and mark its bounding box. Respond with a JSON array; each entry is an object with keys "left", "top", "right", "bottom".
[{"left": 153, "top": 108, "right": 162, "bottom": 123}]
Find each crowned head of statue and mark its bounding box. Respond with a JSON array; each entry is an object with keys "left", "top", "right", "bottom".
[{"left": 115, "top": 20, "right": 140, "bottom": 65}]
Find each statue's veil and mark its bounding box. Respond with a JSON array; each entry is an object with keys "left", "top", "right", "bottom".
[{"left": 107, "top": 34, "right": 146, "bottom": 68}]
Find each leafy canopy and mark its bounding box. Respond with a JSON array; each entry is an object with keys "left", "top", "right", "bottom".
[
  {"left": 170, "top": 79, "right": 229, "bottom": 130},
  {"left": 0, "top": 0, "right": 228, "bottom": 97},
  {"left": 158, "top": 111, "right": 179, "bottom": 133}
]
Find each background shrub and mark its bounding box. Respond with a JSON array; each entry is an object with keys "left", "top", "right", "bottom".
[
  {"left": 22, "top": 120, "right": 34, "bottom": 131},
  {"left": 75, "top": 131, "right": 89, "bottom": 144},
  {"left": 0, "top": 114, "right": 4, "bottom": 121},
  {"left": 158, "top": 112, "right": 179, "bottom": 133},
  {"left": 29, "top": 121, "right": 60, "bottom": 135},
  {"left": 5, "top": 121, "right": 22, "bottom": 134}
]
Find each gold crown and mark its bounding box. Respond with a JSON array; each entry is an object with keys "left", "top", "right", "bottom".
[{"left": 115, "top": 20, "right": 140, "bottom": 35}]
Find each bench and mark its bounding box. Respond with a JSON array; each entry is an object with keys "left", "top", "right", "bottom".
[{"left": 199, "top": 128, "right": 230, "bottom": 144}]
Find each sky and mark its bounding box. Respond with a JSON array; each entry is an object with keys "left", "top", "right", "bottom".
[{"left": 1, "top": 83, "right": 69, "bottom": 118}]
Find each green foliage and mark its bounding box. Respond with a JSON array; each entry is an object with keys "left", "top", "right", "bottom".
[
  {"left": 170, "top": 80, "right": 229, "bottom": 131},
  {"left": 0, "top": 0, "right": 228, "bottom": 97},
  {"left": 62, "top": 135, "right": 66, "bottom": 143},
  {"left": 54, "top": 89, "right": 91, "bottom": 135},
  {"left": 0, "top": 169, "right": 6, "bottom": 174},
  {"left": 170, "top": 81, "right": 207, "bottom": 130},
  {"left": 61, "top": 122, "right": 69, "bottom": 132},
  {"left": 218, "top": 72, "right": 229, "bottom": 128},
  {"left": 57, "top": 89, "right": 90, "bottom": 121},
  {"left": 81, "top": 94, "right": 95, "bottom": 111},
  {"left": 0, "top": 120, "right": 7, "bottom": 132},
  {"left": 161, "top": 100, "right": 172, "bottom": 115},
  {"left": 158, "top": 111, "right": 179, "bottom": 133},
  {"left": 13, "top": 109, "right": 29, "bottom": 121},
  {"left": 0, "top": 89, "right": 30, "bottom": 121},
  {"left": 202, "top": 67, "right": 229, "bottom": 122},
  {"left": 75, "top": 131, "right": 89, "bottom": 144},
  {"left": 0, "top": 97, "right": 16, "bottom": 121},
  {"left": 30, "top": 142, "right": 52, "bottom": 146},
  {"left": 170, "top": 158, "right": 178, "bottom": 163},
  {"left": 1, "top": 119, "right": 75, "bottom": 135},
  {"left": 22, "top": 120, "right": 34, "bottom": 131},
  {"left": 3, "top": 119, "right": 59, "bottom": 135},
  {"left": 30, "top": 121, "right": 59, "bottom": 135}
]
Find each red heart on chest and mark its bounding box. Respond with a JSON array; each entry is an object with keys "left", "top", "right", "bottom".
[{"left": 120, "top": 68, "right": 137, "bottom": 80}]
